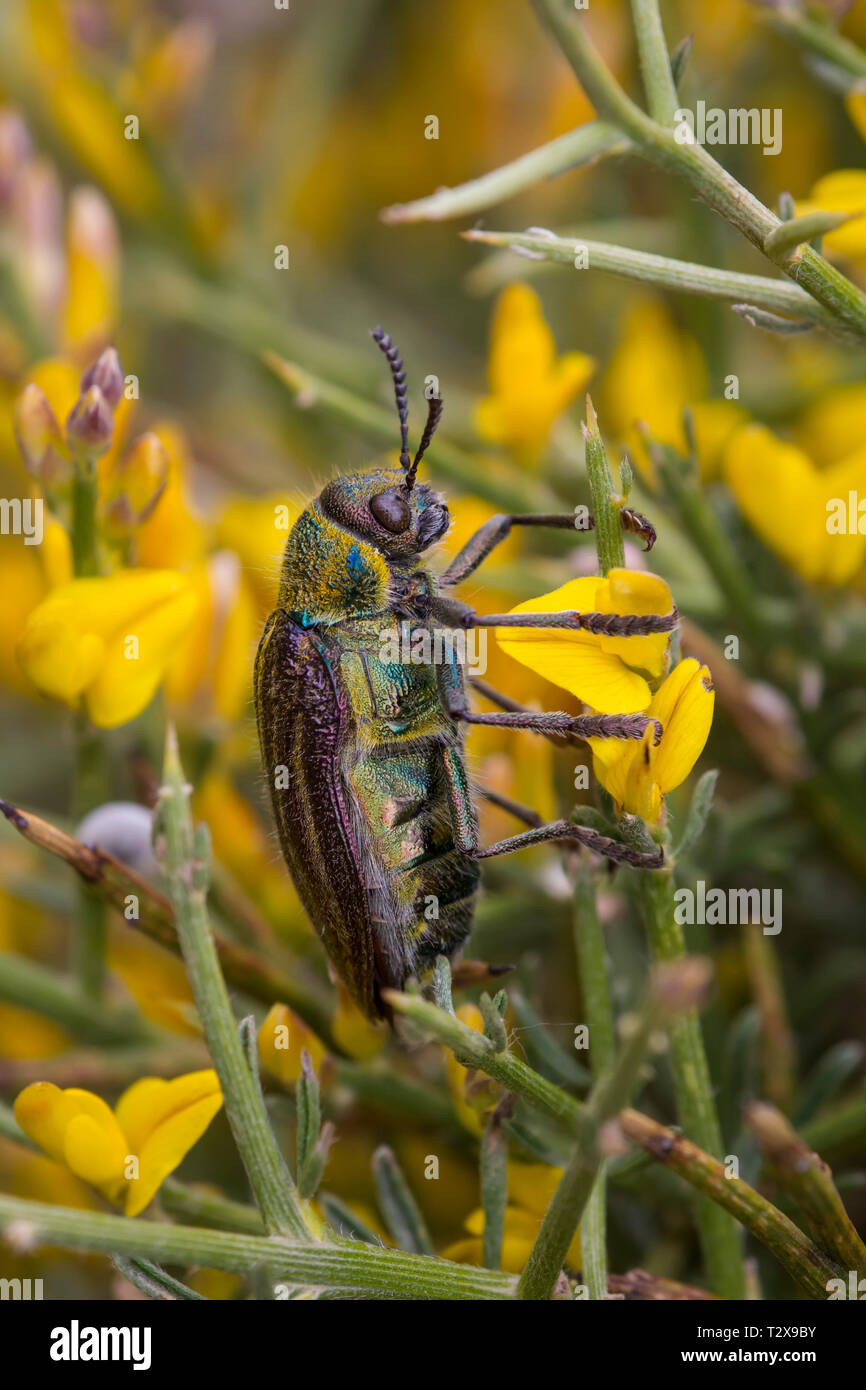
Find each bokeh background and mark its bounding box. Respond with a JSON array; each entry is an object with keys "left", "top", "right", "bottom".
[{"left": 0, "top": 0, "right": 865, "bottom": 1299}]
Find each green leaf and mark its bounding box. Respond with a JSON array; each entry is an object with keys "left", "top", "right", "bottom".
[{"left": 674, "top": 770, "right": 719, "bottom": 859}]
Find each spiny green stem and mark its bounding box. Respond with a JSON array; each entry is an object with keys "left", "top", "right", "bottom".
[
  {"left": 381, "top": 121, "right": 628, "bottom": 223},
  {"left": 573, "top": 864, "right": 616, "bottom": 1298},
  {"left": 638, "top": 863, "right": 746, "bottom": 1298},
  {"left": 481, "top": 1103, "right": 510, "bottom": 1270},
  {"left": 372, "top": 1146, "right": 435, "bottom": 1256},
  {"left": 759, "top": 6, "right": 866, "bottom": 80},
  {"left": 583, "top": 397, "right": 624, "bottom": 576},
  {"left": 0, "top": 1196, "right": 516, "bottom": 1300},
  {"left": 620, "top": 1109, "right": 844, "bottom": 1300},
  {"left": 530, "top": 0, "right": 866, "bottom": 340},
  {"left": 629, "top": 0, "right": 678, "bottom": 123},
  {"left": 746, "top": 1102, "right": 866, "bottom": 1277},
  {"left": 158, "top": 729, "right": 313, "bottom": 1242},
  {"left": 517, "top": 963, "right": 702, "bottom": 1300},
  {"left": 383, "top": 989, "right": 583, "bottom": 1130},
  {"left": 463, "top": 229, "right": 847, "bottom": 335}
]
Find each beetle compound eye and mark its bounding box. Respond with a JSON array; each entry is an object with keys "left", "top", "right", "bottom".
[{"left": 370, "top": 488, "right": 410, "bottom": 533}]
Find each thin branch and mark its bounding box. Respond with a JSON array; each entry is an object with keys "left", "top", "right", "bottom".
[
  {"left": 619, "top": 1109, "right": 844, "bottom": 1300},
  {"left": 381, "top": 121, "right": 628, "bottom": 223}
]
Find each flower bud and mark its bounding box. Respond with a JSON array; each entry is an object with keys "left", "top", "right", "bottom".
[
  {"left": 101, "top": 431, "right": 169, "bottom": 539},
  {"left": 81, "top": 345, "right": 124, "bottom": 408},
  {"left": 66, "top": 384, "right": 114, "bottom": 456},
  {"left": 14, "top": 382, "right": 69, "bottom": 483}
]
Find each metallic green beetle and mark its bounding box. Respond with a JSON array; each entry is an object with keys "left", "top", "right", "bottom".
[{"left": 255, "top": 328, "right": 675, "bottom": 1019}]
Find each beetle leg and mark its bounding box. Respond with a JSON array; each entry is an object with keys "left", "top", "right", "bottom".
[
  {"left": 477, "top": 785, "right": 545, "bottom": 828},
  {"left": 439, "top": 509, "right": 655, "bottom": 589},
  {"left": 453, "top": 707, "right": 662, "bottom": 743},
  {"left": 455, "top": 607, "right": 678, "bottom": 636},
  {"left": 473, "top": 818, "right": 663, "bottom": 869}
]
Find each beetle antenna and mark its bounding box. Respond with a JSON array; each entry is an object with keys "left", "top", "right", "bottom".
[
  {"left": 371, "top": 326, "right": 410, "bottom": 470},
  {"left": 405, "top": 392, "right": 443, "bottom": 491}
]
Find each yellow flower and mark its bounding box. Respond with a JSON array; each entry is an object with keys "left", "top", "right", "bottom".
[
  {"left": 796, "top": 171, "right": 866, "bottom": 264},
  {"left": 588, "top": 658, "right": 714, "bottom": 824},
  {"left": 17, "top": 567, "right": 198, "bottom": 727},
  {"left": 495, "top": 568, "right": 675, "bottom": 713},
  {"left": 163, "top": 553, "right": 258, "bottom": 725},
  {"left": 446, "top": 1004, "right": 500, "bottom": 1136},
  {"left": 796, "top": 381, "right": 866, "bottom": 467},
  {"left": 332, "top": 982, "right": 386, "bottom": 1061},
  {"left": 258, "top": 1002, "right": 327, "bottom": 1086},
  {"left": 108, "top": 932, "right": 200, "bottom": 1037},
  {"left": 724, "top": 423, "right": 866, "bottom": 585},
  {"left": 601, "top": 298, "right": 747, "bottom": 483},
  {"left": 14, "top": 1070, "right": 222, "bottom": 1217},
  {"left": 475, "top": 283, "right": 595, "bottom": 463},
  {"left": 442, "top": 1162, "right": 581, "bottom": 1273}
]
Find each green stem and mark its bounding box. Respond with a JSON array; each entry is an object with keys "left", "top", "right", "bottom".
[
  {"left": 573, "top": 865, "right": 616, "bottom": 1299},
  {"left": 158, "top": 729, "right": 313, "bottom": 1242},
  {"left": 517, "top": 967, "right": 687, "bottom": 1300},
  {"left": 629, "top": 0, "right": 678, "bottom": 123},
  {"left": 480, "top": 1105, "right": 509, "bottom": 1270},
  {"left": 70, "top": 462, "right": 100, "bottom": 578},
  {"left": 638, "top": 863, "right": 745, "bottom": 1298},
  {"left": 0, "top": 1196, "right": 516, "bottom": 1300},
  {"left": 0, "top": 950, "right": 148, "bottom": 1047},
  {"left": 760, "top": 7, "right": 866, "bottom": 80},
  {"left": 381, "top": 121, "right": 628, "bottom": 223},
  {"left": 464, "top": 229, "right": 848, "bottom": 335},
  {"left": 583, "top": 398, "right": 624, "bottom": 576},
  {"left": 384, "top": 989, "right": 583, "bottom": 1130},
  {"left": 621, "top": 1109, "right": 844, "bottom": 1300},
  {"left": 72, "top": 711, "right": 109, "bottom": 1004},
  {"left": 530, "top": 0, "right": 866, "bottom": 341}
]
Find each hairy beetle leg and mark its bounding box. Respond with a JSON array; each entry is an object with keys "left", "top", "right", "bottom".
[
  {"left": 458, "top": 607, "right": 678, "bottom": 636},
  {"left": 440, "top": 748, "right": 664, "bottom": 869},
  {"left": 453, "top": 706, "right": 662, "bottom": 744},
  {"left": 440, "top": 509, "right": 655, "bottom": 590},
  {"left": 475, "top": 816, "right": 662, "bottom": 870}
]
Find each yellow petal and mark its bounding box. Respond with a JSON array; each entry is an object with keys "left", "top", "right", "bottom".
[
  {"left": 495, "top": 571, "right": 673, "bottom": 712},
  {"left": 14, "top": 1081, "right": 68, "bottom": 1162},
  {"left": 797, "top": 171, "right": 866, "bottom": 259},
  {"left": 114, "top": 1069, "right": 221, "bottom": 1156},
  {"left": 724, "top": 424, "right": 825, "bottom": 582},
  {"left": 820, "top": 448, "right": 866, "bottom": 585},
  {"left": 62, "top": 1112, "right": 128, "bottom": 1192},
  {"left": 127, "top": 1091, "right": 223, "bottom": 1216},
  {"left": 650, "top": 659, "right": 715, "bottom": 795},
  {"left": 258, "top": 1003, "right": 327, "bottom": 1085}
]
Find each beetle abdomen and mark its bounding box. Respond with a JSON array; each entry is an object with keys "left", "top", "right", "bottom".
[{"left": 255, "top": 608, "right": 480, "bottom": 1018}]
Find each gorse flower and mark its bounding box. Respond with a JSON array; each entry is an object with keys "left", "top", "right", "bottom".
[
  {"left": 796, "top": 170, "right": 866, "bottom": 265},
  {"left": 475, "top": 283, "right": 594, "bottom": 463},
  {"left": 495, "top": 568, "right": 675, "bottom": 713},
  {"left": 17, "top": 567, "right": 198, "bottom": 727},
  {"left": 588, "top": 658, "right": 715, "bottom": 824},
  {"left": 14, "top": 1070, "right": 222, "bottom": 1216},
  {"left": 442, "top": 1162, "right": 581, "bottom": 1272},
  {"left": 724, "top": 423, "right": 866, "bottom": 585},
  {"left": 600, "top": 298, "right": 747, "bottom": 484},
  {"left": 258, "top": 1003, "right": 327, "bottom": 1086}
]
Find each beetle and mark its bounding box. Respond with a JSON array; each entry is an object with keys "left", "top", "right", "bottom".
[{"left": 255, "top": 328, "right": 677, "bottom": 1019}]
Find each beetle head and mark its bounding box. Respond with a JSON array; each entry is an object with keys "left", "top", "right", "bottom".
[{"left": 318, "top": 468, "right": 449, "bottom": 559}]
